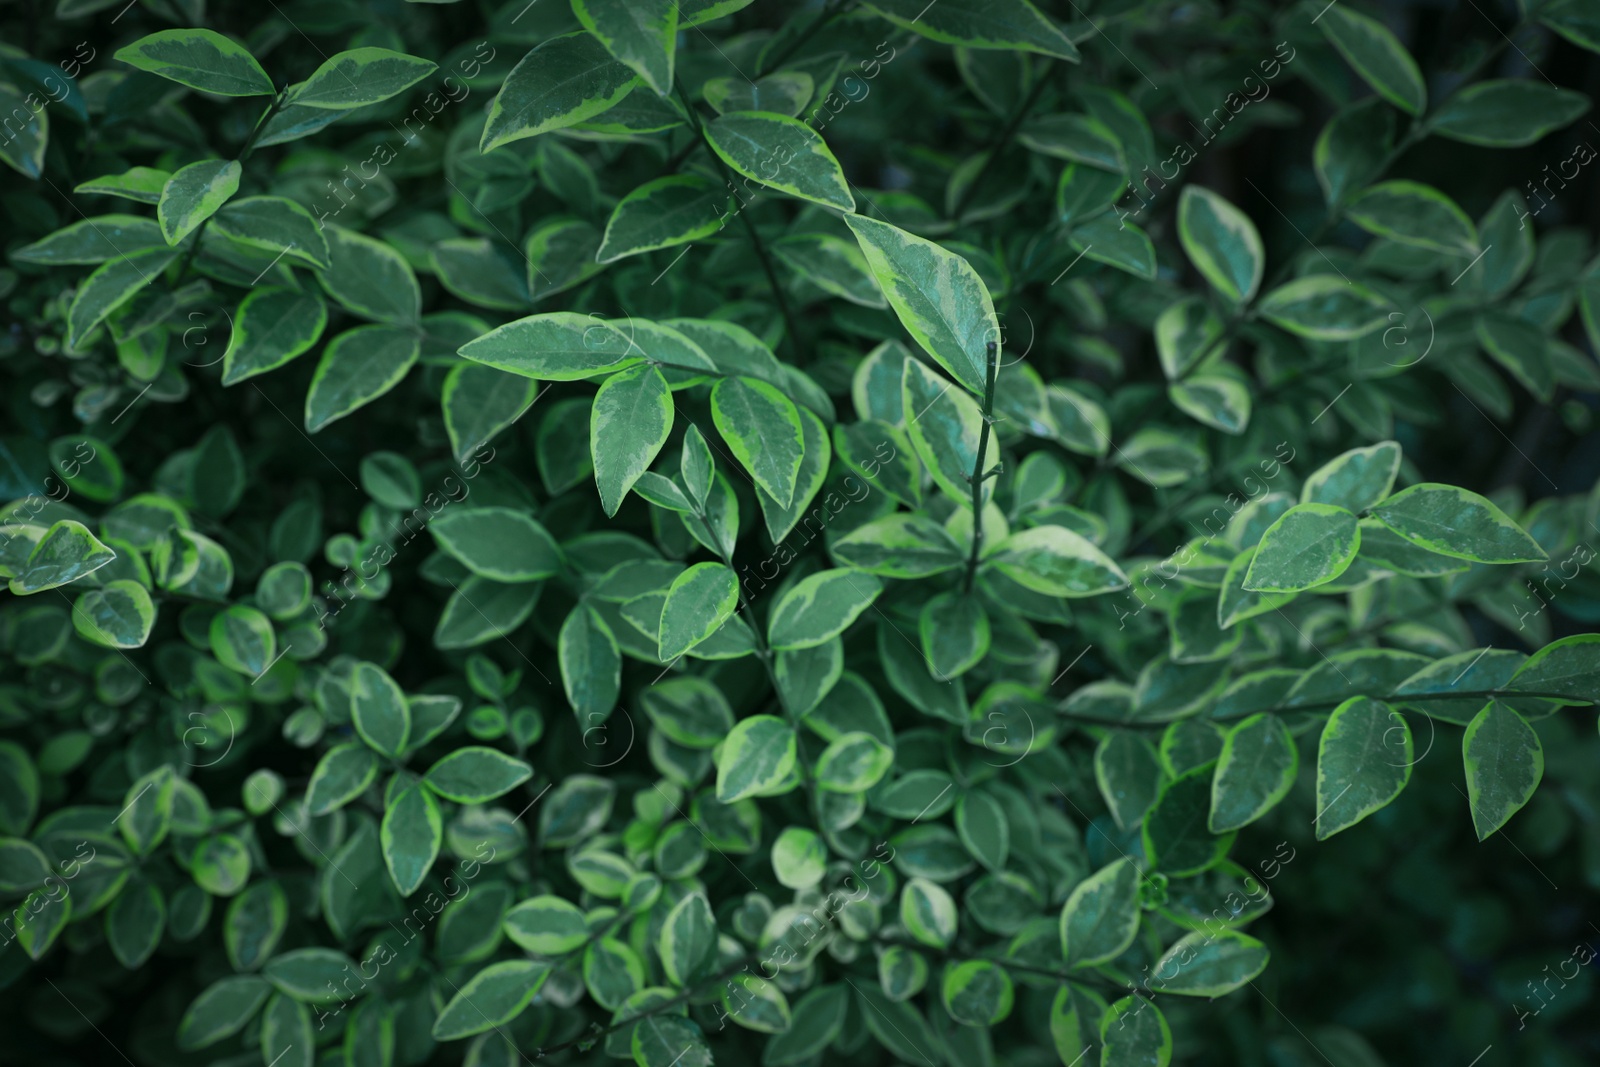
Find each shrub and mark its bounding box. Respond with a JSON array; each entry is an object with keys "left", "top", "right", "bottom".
[{"left": 2, "top": 1, "right": 1599, "bottom": 1065}]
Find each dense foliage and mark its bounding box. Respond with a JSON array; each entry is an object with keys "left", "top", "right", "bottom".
[{"left": 3, "top": 0, "right": 1600, "bottom": 1064}]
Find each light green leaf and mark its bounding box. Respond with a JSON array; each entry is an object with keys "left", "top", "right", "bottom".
[
  {"left": 988, "top": 525, "right": 1129, "bottom": 598},
  {"left": 1300, "top": 441, "right": 1401, "bottom": 513},
  {"left": 306, "top": 743, "right": 379, "bottom": 815},
  {"left": 12, "top": 215, "right": 166, "bottom": 265},
  {"left": 773, "top": 232, "right": 886, "bottom": 308},
  {"left": 157, "top": 159, "right": 241, "bottom": 245},
  {"left": 901, "top": 357, "right": 996, "bottom": 508},
  {"left": 114, "top": 29, "right": 274, "bottom": 97},
  {"left": 942, "top": 959, "right": 1014, "bottom": 1026},
  {"left": 429, "top": 507, "right": 561, "bottom": 581},
  {"left": 900, "top": 877, "right": 957, "bottom": 948},
  {"left": 767, "top": 568, "right": 883, "bottom": 650},
  {"left": 659, "top": 562, "right": 739, "bottom": 662},
  {"left": 64, "top": 247, "right": 179, "bottom": 349},
  {"left": 1369, "top": 483, "right": 1546, "bottom": 563},
  {"left": 715, "top": 715, "right": 796, "bottom": 802},
  {"left": 209, "top": 604, "right": 275, "bottom": 675},
  {"left": 705, "top": 111, "right": 855, "bottom": 211},
  {"left": 504, "top": 895, "right": 589, "bottom": 955},
  {"left": 844, "top": 214, "right": 997, "bottom": 392},
  {"left": 710, "top": 376, "right": 805, "bottom": 508},
  {"left": 660, "top": 892, "right": 716, "bottom": 986},
  {"left": 1242, "top": 503, "right": 1360, "bottom": 592},
  {"left": 815, "top": 731, "right": 894, "bottom": 793},
  {"left": 9, "top": 519, "right": 116, "bottom": 595},
  {"left": 1509, "top": 634, "right": 1600, "bottom": 702},
  {"left": 459, "top": 312, "right": 638, "bottom": 380},
  {"left": 72, "top": 579, "right": 155, "bottom": 648},
  {"left": 831, "top": 513, "right": 966, "bottom": 578},
  {"left": 481, "top": 33, "right": 638, "bottom": 153},
  {"left": 591, "top": 364, "right": 673, "bottom": 517}
]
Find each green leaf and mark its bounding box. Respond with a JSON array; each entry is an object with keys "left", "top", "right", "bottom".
[
  {"left": 773, "top": 232, "right": 887, "bottom": 308},
  {"left": 107, "top": 879, "right": 165, "bottom": 969},
  {"left": 1057, "top": 161, "right": 1127, "bottom": 226},
  {"left": 1100, "top": 996, "right": 1172, "bottom": 1065},
  {"left": 434, "top": 576, "right": 542, "bottom": 650},
  {"left": 429, "top": 507, "right": 562, "bottom": 582},
  {"left": 1257, "top": 275, "right": 1391, "bottom": 340},
  {"left": 9, "top": 519, "right": 116, "bottom": 594},
  {"left": 1509, "top": 634, "right": 1600, "bottom": 702},
  {"left": 768, "top": 568, "right": 883, "bottom": 650},
  {"left": 504, "top": 895, "right": 589, "bottom": 955},
  {"left": 659, "top": 562, "right": 739, "bottom": 661},
  {"left": 1146, "top": 930, "right": 1270, "bottom": 996},
  {"left": 431, "top": 960, "right": 551, "bottom": 1040},
  {"left": 0, "top": 85, "right": 46, "bottom": 178},
  {"left": 710, "top": 376, "right": 805, "bottom": 507},
  {"left": 1242, "top": 503, "right": 1360, "bottom": 592},
  {"left": 1144, "top": 763, "right": 1235, "bottom": 877},
  {"left": 591, "top": 364, "right": 673, "bottom": 517},
  {"left": 459, "top": 312, "right": 637, "bottom": 380},
  {"left": 862, "top": 0, "right": 1080, "bottom": 61},
  {"left": 12, "top": 215, "right": 167, "bottom": 265},
  {"left": 306, "top": 742, "right": 379, "bottom": 815},
  {"left": 225, "top": 881, "right": 287, "bottom": 971},
  {"left": 988, "top": 525, "right": 1129, "bottom": 598},
  {"left": 705, "top": 71, "right": 814, "bottom": 116},
  {"left": 1429, "top": 80, "right": 1589, "bottom": 147},
  {"left": 157, "top": 159, "right": 241, "bottom": 245},
  {"left": 659, "top": 891, "right": 716, "bottom": 986},
  {"left": 424, "top": 746, "right": 533, "bottom": 803},
  {"left": 1069, "top": 213, "right": 1157, "bottom": 279},
  {"left": 1317, "top": 5, "right": 1425, "bottom": 115},
  {"left": 209, "top": 604, "right": 275, "bottom": 676},
  {"left": 212, "top": 195, "right": 331, "bottom": 269},
  {"left": 381, "top": 778, "right": 443, "bottom": 895},
  {"left": 560, "top": 605, "right": 621, "bottom": 722},
  {"left": 597, "top": 175, "right": 727, "bottom": 262},
  {"left": 1462, "top": 701, "right": 1544, "bottom": 840},
  {"left": 574, "top": 0, "right": 678, "bottom": 95},
  {"left": 901, "top": 357, "right": 997, "bottom": 508},
  {"left": 1301, "top": 441, "right": 1401, "bottom": 512},
  {"left": 352, "top": 662, "right": 410, "bottom": 758},
  {"left": 72, "top": 579, "right": 155, "bottom": 648},
  {"left": 1059, "top": 858, "right": 1141, "bottom": 968},
  {"left": 64, "top": 247, "right": 179, "bottom": 349},
  {"left": 1314, "top": 98, "right": 1395, "bottom": 206},
  {"left": 220, "top": 288, "right": 328, "bottom": 385},
  {"left": 815, "top": 731, "right": 894, "bottom": 792},
  {"left": 920, "top": 591, "right": 988, "bottom": 679},
  {"left": 118, "top": 766, "right": 176, "bottom": 855},
  {"left": 1476, "top": 311, "right": 1554, "bottom": 400},
  {"left": 304, "top": 325, "right": 419, "bottom": 432},
  {"left": 853, "top": 982, "right": 944, "bottom": 1065},
  {"left": 320, "top": 225, "right": 421, "bottom": 325},
  {"left": 442, "top": 363, "right": 540, "bottom": 463},
  {"left": 481, "top": 33, "right": 638, "bottom": 153},
  {"left": 844, "top": 214, "right": 997, "bottom": 393},
  {"left": 901, "top": 877, "right": 957, "bottom": 948},
  {"left": 114, "top": 29, "right": 275, "bottom": 97},
  {"left": 1315, "top": 697, "right": 1412, "bottom": 840},
  {"left": 1346, "top": 180, "right": 1478, "bottom": 255},
  {"left": 1209, "top": 714, "right": 1298, "bottom": 832},
  {"left": 74, "top": 167, "right": 171, "bottom": 204},
  {"left": 1369, "top": 483, "right": 1546, "bottom": 563},
  {"left": 1177, "top": 186, "right": 1263, "bottom": 304},
  {"left": 633, "top": 1016, "right": 713, "bottom": 1067},
  {"left": 831, "top": 513, "right": 966, "bottom": 578},
  {"left": 288, "top": 48, "right": 437, "bottom": 109},
  {"left": 715, "top": 715, "right": 797, "bottom": 802},
  {"left": 942, "top": 959, "right": 1014, "bottom": 1026},
  {"left": 177, "top": 975, "right": 272, "bottom": 1049},
  {"left": 705, "top": 111, "right": 855, "bottom": 211},
  {"left": 259, "top": 994, "right": 313, "bottom": 1067}
]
